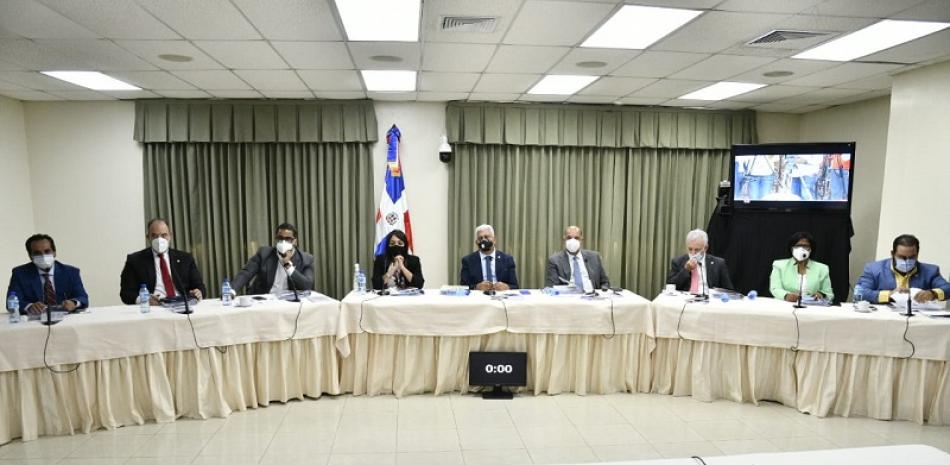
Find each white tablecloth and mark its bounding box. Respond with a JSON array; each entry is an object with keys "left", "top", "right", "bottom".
[{"left": 602, "top": 445, "right": 950, "bottom": 465}]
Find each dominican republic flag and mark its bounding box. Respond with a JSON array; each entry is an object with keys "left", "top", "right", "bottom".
[{"left": 374, "top": 125, "right": 414, "bottom": 256}]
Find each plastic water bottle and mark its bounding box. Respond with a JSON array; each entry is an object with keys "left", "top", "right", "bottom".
[
  {"left": 7, "top": 292, "right": 19, "bottom": 324},
  {"left": 357, "top": 270, "right": 367, "bottom": 294},
  {"left": 853, "top": 284, "right": 864, "bottom": 303},
  {"left": 720, "top": 293, "right": 730, "bottom": 303},
  {"left": 746, "top": 290, "right": 757, "bottom": 301},
  {"left": 138, "top": 284, "right": 151, "bottom": 313},
  {"left": 221, "top": 278, "right": 233, "bottom": 306},
  {"left": 353, "top": 263, "right": 361, "bottom": 293}
]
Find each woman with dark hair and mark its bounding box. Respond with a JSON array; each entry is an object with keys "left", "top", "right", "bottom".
[
  {"left": 372, "top": 230, "right": 424, "bottom": 290},
  {"left": 769, "top": 231, "right": 834, "bottom": 303}
]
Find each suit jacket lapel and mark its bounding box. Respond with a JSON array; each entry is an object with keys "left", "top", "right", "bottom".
[
  {"left": 264, "top": 250, "right": 278, "bottom": 291},
  {"left": 144, "top": 250, "right": 157, "bottom": 290}
]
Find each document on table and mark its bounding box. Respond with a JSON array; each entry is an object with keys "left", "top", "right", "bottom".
[{"left": 889, "top": 288, "right": 947, "bottom": 311}]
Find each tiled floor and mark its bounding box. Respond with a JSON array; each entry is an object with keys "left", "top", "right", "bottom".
[{"left": 2, "top": 393, "right": 949, "bottom": 465}]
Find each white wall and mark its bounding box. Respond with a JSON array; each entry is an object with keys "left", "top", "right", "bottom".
[
  {"left": 23, "top": 101, "right": 144, "bottom": 307},
  {"left": 877, "top": 60, "right": 950, "bottom": 270},
  {"left": 371, "top": 102, "right": 450, "bottom": 287},
  {"left": 756, "top": 112, "right": 800, "bottom": 143},
  {"left": 0, "top": 96, "right": 35, "bottom": 298}
]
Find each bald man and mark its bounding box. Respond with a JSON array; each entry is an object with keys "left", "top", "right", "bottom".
[{"left": 545, "top": 226, "right": 610, "bottom": 291}]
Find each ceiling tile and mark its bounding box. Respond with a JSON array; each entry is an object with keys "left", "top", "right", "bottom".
[
  {"left": 38, "top": 0, "right": 180, "bottom": 39},
  {"left": 155, "top": 90, "right": 211, "bottom": 98},
  {"left": 172, "top": 70, "right": 252, "bottom": 90},
  {"left": 0, "top": 58, "right": 26, "bottom": 71},
  {"left": 207, "top": 90, "right": 263, "bottom": 98},
  {"left": 0, "top": 90, "right": 59, "bottom": 100},
  {"left": 892, "top": 0, "right": 950, "bottom": 21},
  {"left": 422, "top": 43, "right": 496, "bottom": 72},
  {"left": 579, "top": 77, "right": 656, "bottom": 96},
  {"left": 616, "top": 96, "right": 667, "bottom": 106},
  {"left": 233, "top": 70, "right": 308, "bottom": 90},
  {"left": 423, "top": 0, "right": 522, "bottom": 44},
  {"left": 706, "top": 100, "right": 756, "bottom": 109},
  {"left": 417, "top": 91, "right": 470, "bottom": 101},
  {"left": 861, "top": 28, "right": 950, "bottom": 64},
  {"left": 837, "top": 74, "right": 893, "bottom": 90},
  {"left": 731, "top": 84, "right": 817, "bottom": 103},
  {"left": 0, "top": 79, "right": 30, "bottom": 90},
  {"left": 259, "top": 90, "right": 315, "bottom": 99},
  {"left": 313, "top": 90, "right": 366, "bottom": 99},
  {"left": 504, "top": 1, "right": 614, "bottom": 46},
  {"left": 727, "top": 58, "right": 840, "bottom": 84},
  {"left": 367, "top": 92, "right": 417, "bottom": 101},
  {"left": 753, "top": 102, "right": 807, "bottom": 112},
  {"left": 773, "top": 87, "right": 869, "bottom": 105},
  {"left": 626, "top": 0, "right": 722, "bottom": 7},
  {"left": 627, "top": 79, "right": 712, "bottom": 98},
  {"left": 567, "top": 95, "right": 622, "bottom": 104},
  {"left": 0, "top": 39, "right": 75, "bottom": 69},
  {"left": 519, "top": 93, "right": 570, "bottom": 102},
  {"left": 811, "top": 0, "right": 929, "bottom": 18},
  {"left": 789, "top": 104, "right": 830, "bottom": 113},
  {"left": 0, "top": 71, "right": 83, "bottom": 90},
  {"left": 549, "top": 48, "right": 639, "bottom": 76},
  {"left": 664, "top": 98, "right": 713, "bottom": 107},
  {"left": 420, "top": 72, "right": 480, "bottom": 92},
  {"left": 107, "top": 71, "right": 195, "bottom": 90},
  {"left": 298, "top": 70, "right": 364, "bottom": 91},
  {"left": 46, "top": 89, "right": 115, "bottom": 100},
  {"left": 271, "top": 42, "right": 353, "bottom": 69},
  {"left": 98, "top": 90, "right": 159, "bottom": 99},
  {"left": 0, "top": 0, "right": 97, "bottom": 39},
  {"left": 348, "top": 42, "right": 420, "bottom": 70},
  {"left": 485, "top": 45, "right": 570, "bottom": 74},
  {"left": 783, "top": 62, "right": 901, "bottom": 87},
  {"left": 114, "top": 40, "right": 223, "bottom": 70},
  {"left": 137, "top": 0, "right": 261, "bottom": 40},
  {"left": 195, "top": 41, "right": 288, "bottom": 69},
  {"left": 612, "top": 51, "right": 710, "bottom": 78},
  {"left": 825, "top": 89, "right": 887, "bottom": 106},
  {"left": 669, "top": 54, "right": 776, "bottom": 80},
  {"left": 231, "top": 0, "right": 343, "bottom": 41},
  {"left": 716, "top": 0, "right": 823, "bottom": 14},
  {"left": 33, "top": 39, "right": 157, "bottom": 70},
  {"left": 473, "top": 73, "right": 540, "bottom": 93},
  {"left": 652, "top": 11, "right": 790, "bottom": 54},
  {"left": 468, "top": 92, "right": 521, "bottom": 102}
]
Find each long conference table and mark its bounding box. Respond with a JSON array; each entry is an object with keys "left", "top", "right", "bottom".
[{"left": 1, "top": 289, "right": 948, "bottom": 445}]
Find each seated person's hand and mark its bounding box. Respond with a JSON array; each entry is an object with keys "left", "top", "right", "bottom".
[
  {"left": 394, "top": 255, "right": 405, "bottom": 267},
  {"left": 493, "top": 282, "right": 510, "bottom": 291},
  {"left": 814, "top": 292, "right": 825, "bottom": 301},
  {"left": 784, "top": 293, "right": 800, "bottom": 303},
  {"left": 28, "top": 302, "right": 46, "bottom": 315},
  {"left": 893, "top": 287, "right": 909, "bottom": 295},
  {"left": 474, "top": 281, "right": 493, "bottom": 291},
  {"left": 62, "top": 300, "right": 77, "bottom": 312},
  {"left": 914, "top": 290, "right": 935, "bottom": 303},
  {"left": 190, "top": 289, "right": 203, "bottom": 301},
  {"left": 684, "top": 259, "right": 697, "bottom": 271},
  {"left": 149, "top": 295, "right": 162, "bottom": 306}
]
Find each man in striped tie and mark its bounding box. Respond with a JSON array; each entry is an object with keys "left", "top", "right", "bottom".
[{"left": 6, "top": 234, "right": 89, "bottom": 315}]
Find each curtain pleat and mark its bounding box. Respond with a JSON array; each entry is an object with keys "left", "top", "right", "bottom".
[{"left": 143, "top": 142, "right": 375, "bottom": 299}]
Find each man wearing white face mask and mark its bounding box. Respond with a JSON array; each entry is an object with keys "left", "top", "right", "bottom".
[
  {"left": 6, "top": 234, "right": 89, "bottom": 314},
  {"left": 545, "top": 226, "right": 610, "bottom": 291},
  {"left": 120, "top": 218, "right": 205, "bottom": 305},
  {"left": 856, "top": 234, "right": 950, "bottom": 304},
  {"left": 231, "top": 223, "right": 315, "bottom": 295},
  {"left": 667, "top": 229, "right": 734, "bottom": 293}
]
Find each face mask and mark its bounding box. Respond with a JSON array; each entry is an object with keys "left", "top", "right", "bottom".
[
  {"left": 792, "top": 246, "right": 810, "bottom": 262},
  {"left": 895, "top": 258, "right": 917, "bottom": 273},
  {"left": 151, "top": 237, "right": 169, "bottom": 254},
  {"left": 478, "top": 239, "right": 493, "bottom": 252},
  {"left": 689, "top": 252, "right": 704, "bottom": 262},
  {"left": 33, "top": 254, "right": 54, "bottom": 269},
  {"left": 565, "top": 238, "right": 581, "bottom": 254},
  {"left": 275, "top": 240, "right": 294, "bottom": 255},
  {"left": 388, "top": 245, "right": 407, "bottom": 257}
]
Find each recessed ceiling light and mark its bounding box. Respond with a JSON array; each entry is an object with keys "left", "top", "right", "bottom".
[
  {"left": 158, "top": 54, "right": 193, "bottom": 63},
  {"left": 361, "top": 70, "right": 416, "bottom": 92},
  {"left": 370, "top": 55, "right": 404, "bottom": 63},
  {"left": 763, "top": 70, "right": 794, "bottom": 78},
  {"left": 528, "top": 75, "right": 598, "bottom": 95},
  {"left": 335, "top": 0, "right": 421, "bottom": 41},
  {"left": 41, "top": 71, "right": 140, "bottom": 91},
  {"left": 582, "top": 5, "right": 702, "bottom": 50},
  {"left": 576, "top": 61, "right": 607, "bottom": 69},
  {"left": 678, "top": 82, "right": 765, "bottom": 101},
  {"left": 794, "top": 19, "right": 950, "bottom": 61}
]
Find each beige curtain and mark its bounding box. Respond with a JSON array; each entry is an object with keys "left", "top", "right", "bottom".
[
  {"left": 143, "top": 142, "right": 375, "bottom": 299},
  {"left": 448, "top": 145, "right": 728, "bottom": 294}
]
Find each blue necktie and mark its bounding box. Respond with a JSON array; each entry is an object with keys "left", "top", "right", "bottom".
[
  {"left": 484, "top": 256, "right": 494, "bottom": 282},
  {"left": 572, "top": 255, "right": 584, "bottom": 290}
]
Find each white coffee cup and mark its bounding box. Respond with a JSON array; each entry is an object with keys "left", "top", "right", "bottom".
[
  {"left": 236, "top": 295, "right": 254, "bottom": 307},
  {"left": 855, "top": 300, "right": 870, "bottom": 312},
  {"left": 664, "top": 284, "right": 676, "bottom": 295}
]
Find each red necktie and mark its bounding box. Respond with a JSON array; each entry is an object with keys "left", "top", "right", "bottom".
[
  {"left": 43, "top": 273, "right": 56, "bottom": 305},
  {"left": 158, "top": 253, "right": 176, "bottom": 298}
]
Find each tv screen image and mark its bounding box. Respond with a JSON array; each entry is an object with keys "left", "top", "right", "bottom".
[{"left": 730, "top": 143, "right": 855, "bottom": 211}]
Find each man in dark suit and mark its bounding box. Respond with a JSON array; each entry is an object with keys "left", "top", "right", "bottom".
[
  {"left": 231, "top": 223, "right": 315, "bottom": 295},
  {"left": 667, "top": 229, "right": 734, "bottom": 293},
  {"left": 545, "top": 225, "right": 610, "bottom": 291},
  {"left": 120, "top": 218, "right": 205, "bottom": 305},
  {"left": 459, "top": 224, "right": 518, "bottom": 291},
  {"left": 7, "top": 234, "right": 89, "bottom": 314}
]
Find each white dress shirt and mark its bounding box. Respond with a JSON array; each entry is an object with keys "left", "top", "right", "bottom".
[{"left": 479, "top": 250, "right": 497, "bottom": 282}]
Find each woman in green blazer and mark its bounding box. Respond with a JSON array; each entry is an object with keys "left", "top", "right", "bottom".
[{"left": 770, "top": 231, "right": 834, "bottom": 302}]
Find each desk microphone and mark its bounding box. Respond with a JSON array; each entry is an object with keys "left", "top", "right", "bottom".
[
  {"left": 793, "top": 274, "right": 806, "bottom": 309},
  {"left": 279, "top": 250, "right": 300, "bottom": 303},
  {"left": 905, "top": 290, "right": 915, "bottom": 317},
  {"left": 171, "top": 259, "right": 193, "bottom": 314}
]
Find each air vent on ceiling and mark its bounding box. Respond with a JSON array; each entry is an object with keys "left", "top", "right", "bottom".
[
  {"left": 441, "top": 16, "right": 498, "bottom": 33},
  {"left": 747, "top": 29, "right": 829, "bottom": 45}
]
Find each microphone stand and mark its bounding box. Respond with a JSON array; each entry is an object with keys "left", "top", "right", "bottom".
[
  {"left": 281, "top": 252, "right": 300, "bottom": 303},
  {"left": 793, "top": 264, "right": 806, "bottom": 309},
  {"left": 170, "top": 261, "right": 193, "bottom": 314},
  {"left": 905, "top": 289, "right": 915, "bottom": 317}
]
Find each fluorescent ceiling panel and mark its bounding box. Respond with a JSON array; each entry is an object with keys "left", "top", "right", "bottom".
[
  {"left": 528, "top": 75, "right": 598, "bottom": 95},
  {"left": 361, "top": 70, "right": 416, "bottom": 91},
  {"left": 679, "top": 81, "right": 765, "bottom": 100},
  {"left": 794, "top": 19, "right": 950, "bottom": 61},
  {"left": 40, "top": 71, "right": 140, "bottom": 90},
  {"left": 335, "top": 0, "right": 421, "bottom": 41},
  {"left": 582, "top": 5, "right": 702, "bottom": 50}
]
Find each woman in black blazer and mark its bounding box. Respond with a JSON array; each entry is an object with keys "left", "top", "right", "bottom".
[{"left": 372, "top": 229, "right": 425, "bottom": 290}]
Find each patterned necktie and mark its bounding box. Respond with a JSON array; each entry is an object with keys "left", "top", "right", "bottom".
[
  {"left": 572, "top": 255, "right": 584, "bottom": 289},
  {"left": 42, "top": 273, "right": 56, "bottom": 305},
  {"left": 483, "top": 256, "right": 494, "bottom": 282},
  {"left": 158, "top": 253, "right": 176, "bottom": 298}
]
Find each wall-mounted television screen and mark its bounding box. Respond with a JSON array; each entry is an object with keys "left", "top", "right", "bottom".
[{"left": 731, "top": 142, "right": 856, "bottom": 211}]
